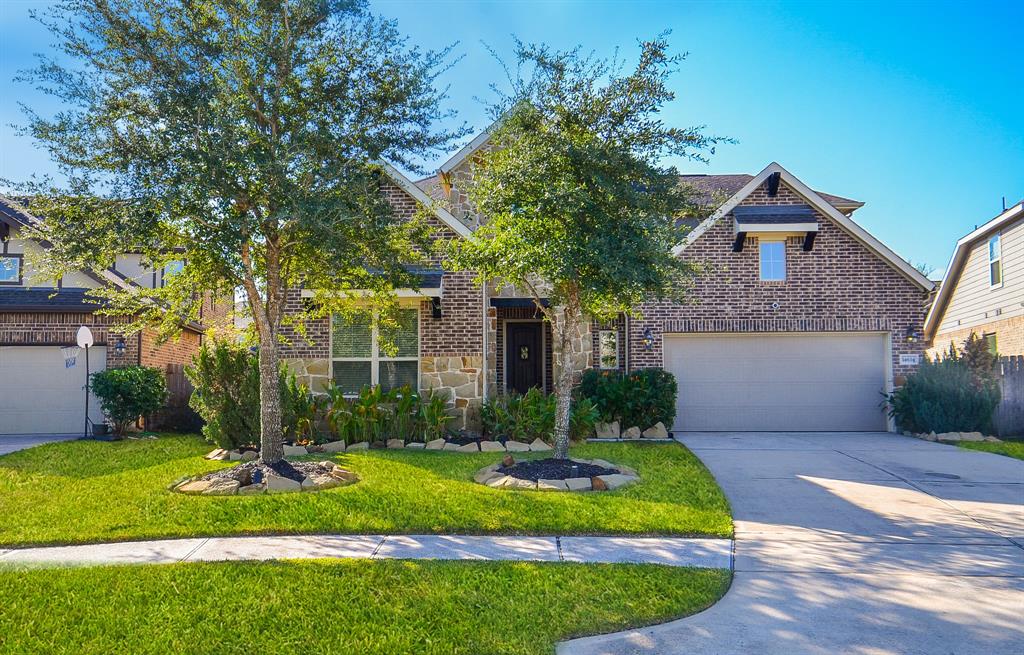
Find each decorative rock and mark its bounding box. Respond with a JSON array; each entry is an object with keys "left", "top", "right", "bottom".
[
  {"left": 266, "top": 474, "right": 302, "bottom": 493},
  {"left": 528, "top": 438, "right": 552, "bottom": 452},
  {"left": 228, "top": 450, "right": 243, "bottom": 461},
  {"left": 347, "top": 441, "right": 369, "bottom": 451},
  {"left": 204, "top": 448, "right": 229, "bottom": 461},
  {"left": 642, "top": 422, "right": 669, "bottom": 439},
  {"left": 241, "top": 450, "right": 258, "bottom": 461},
  {"left": 202, "top": 479, "right": 240, "bottom": 496},
  {"left": 622, "top": 426, "right": 642, "bottom": 439},
  {"left": 474, "top": 467, "right": 503, "bottom": 485},
  {"left": 370, "top": 441, "right": 386, "bottom": 450},
  {"left": 386, "top": 438, "right": 405, "bottom": 449},
  {"left": 587, "top": 458, "right": 617, "bottom": 470},
  {"left": 238, "top": 484, "right": 265, "bottom": 495},
  {"left": 329, "top": 468, "right": 359, "bottom": 484},
  {"left": 984, "top": 436, "right": 1002, "bottom": 442},
  {"left": 961, "top": 432, "right": 985, "bottom": 442},
  {"left": 502, "top": 454, "right": 516, "bottom": 467},
  {"left": 596, "top": 473, "right": 639, "bottom": 490},
  {"left": 322, "top": 441, "right": 347, "bottom": 453},
  {"left": 167, "top": 475, "right": 191, "bottom": 491},
  {"left": 595, "top": 421, "right": 620, "bottom": 439},
  {"left": 425, "top": 438, "right": 447, "bottom": 450},
  {"left": 485, "top": 475, "right": 514, "bottom": 489},
  {"left": 406, "top": 442, "right": 426, "bottom": 449},
  {"left": 504, "top": 440, "right": 530, "bottom": 452},
  {"left": 283, "top": 445, "right": 308, "bottom": 457},
  {"left": 309, "top": 473, "right": 343, "bottom": 490},
  {"left": 456, "top": 442, "right": 480, "bottom": 453},
  {"left": 442, "top": 442, "right": 460, "bottom": 451},
  {"left": 177, "top": 479, "right": 214, "bottom": 495},
  {"left": 505, "top": 477, "right": 538, "bottom": 490},
  {"left": 479, "top": 440, "right": 505, "bottom": 452},
  {"left": 617, "top": 465, "right": 638, "bottom": 477},
  {"left": 590, "top": 476, "right": 608, "bottom": 491},
  {"left": 565, "top": 477, "right": 592, "bottom": 492},
  {"left": 537, "top": 479, "right": 569, "bottom": 491}
]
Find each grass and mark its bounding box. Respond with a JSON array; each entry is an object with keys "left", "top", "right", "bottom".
[
  {"left": 0, "top": 560, "right": 731, "bottom": 655},
  {"left": 958, "top": 440, "right": 1024, "bottom": 460},
  {"left": 0, "top": 435, "right": 731, "bottom": 546}
]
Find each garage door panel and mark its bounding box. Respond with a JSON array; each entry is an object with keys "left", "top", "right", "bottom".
[
  {"left": 0, "top": 346, "right": 107, "bottom": 434},
  {"left": 666, "top": 333, "right": 888, "bottom": 432}
]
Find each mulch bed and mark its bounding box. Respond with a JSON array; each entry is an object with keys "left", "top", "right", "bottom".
[
  {"left": 201, "top": 459, "right": 335, "bottom": 486},
  {"left": 497, "top": 458, "right": 619, "bottom": 482}
]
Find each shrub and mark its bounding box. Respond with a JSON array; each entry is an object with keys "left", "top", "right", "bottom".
[
  {"left": 481, "top": 389, "right": 600, "bottom": 442},
  {"left": 888, "top": 358, "right": 1001, "bottom": 434},
  {"left": 89, "top": 366, "right": 168, "bottom": 436},
  {"left": 569, "top": 396, "right": 600, "bottom": 440},
  {"left": 578, "top": 368, "right": 677, "bottom": 429},
  {"left": 186, "top": 342, "right": 305, "bottom": 450},
  {"left": 321, "top": 383, "right": 453, "bottom": 444}
]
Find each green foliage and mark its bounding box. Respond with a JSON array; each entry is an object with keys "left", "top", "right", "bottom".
[
  {"left": 569, "top": 396, "right": 600, "bottom": 441},
  {"left": 481, "top": 389, "right": 599, "bottom": 442},
  {"left": 579, "top": 368, "right": 677, "bottom": 429},
  {"left": 420, "top": 390, "right": 455, "bottom": 442},
  {"left": 321, "top": 383, "right": 453, "bottom": 444},
  {"left": 17, "top": 0, "right": 465, "bottom": 460},
  {"left": 89, "top": 366, "right": 168, "bottom": 436},
  {"left": 888, "top": 360, "right": 1001, "bottom": 434},
  {"left": 186, "top": 342, "right": 306, "bottom": 450},
  {"left": 959, "top": 332, "right": 1000, "bottom": 384}
]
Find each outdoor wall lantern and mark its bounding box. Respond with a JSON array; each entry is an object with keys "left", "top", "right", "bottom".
[
  {"left": 642, "top": 327, "right": 655, "bottom": 351},
  {"left": 114, "top": 336, "right": 127, "bottom": 356},
  {"left": 904, "top": 325, "right": 921, "bottom": 343}
]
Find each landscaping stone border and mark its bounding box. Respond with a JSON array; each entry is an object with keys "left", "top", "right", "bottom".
[
  {"left": 907, "top": 431, "right": 1003, "bottom": 443},
  {"left": 210, "top": 437, "right": 557, "bottom": 458},
  {"left": 174, "top": 460, "right": 358, "bottom": 496},
  {"left": 473, "top": 458, "right": 639, "bottom": 492}
]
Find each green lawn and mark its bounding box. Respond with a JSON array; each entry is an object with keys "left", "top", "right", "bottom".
[
  {"left": 958, "top": 440, "right": 1024, "bottom": 460},
  {"left": 0, "top": 435, "right": 731, "bottom": 546},
  {"left": 0, "top": 559, "right": 729, "bottom": 655}
]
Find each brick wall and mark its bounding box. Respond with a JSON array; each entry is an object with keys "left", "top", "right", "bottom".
[
  {"left": 930, "top": 315, "right": 1024, "bottom": 358},
  {"left": 139, "top": 328, "right": 202, "bottom": 369},
  {"left": 629, "top": 180, "right": 931, "bottom": 379}
]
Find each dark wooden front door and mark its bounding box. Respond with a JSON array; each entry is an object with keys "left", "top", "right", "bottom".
[{"left": 506, "top": 322, "right": 543, "bottom": 394}]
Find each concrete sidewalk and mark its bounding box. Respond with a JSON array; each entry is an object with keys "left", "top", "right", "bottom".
[
  {"left": 0, "top": 434, "right": 81, "bottom": 455},
  {"left": 559, "top": 432, "right": 1024, "bottom": 655},
  {"left": 0, "top": 535, "right": 732, "bottom": 569}
]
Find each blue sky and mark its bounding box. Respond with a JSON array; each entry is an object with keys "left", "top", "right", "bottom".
[{"left": 1, "top": 1, "right": 1021, "bottom": 277}]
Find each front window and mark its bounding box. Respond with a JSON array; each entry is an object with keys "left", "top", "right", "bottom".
[
  {"left": 161, "top": 260, "right": 184, "bottom": 287},
  {"left": 759, "top": 240, "right": 786, "bottom": 281},
  {"left": 599, "top": 329, "right": 619, "bottom": 369},
  {"left": 331, "top": 308, "right": 419, "bottom": 394},
  {"left": 989, "top": 234, "right": 1002, "bottom": 286},
  {"left": 0, "top": 255, "right": 21, "bottom": 284},
  {"left": 984, "top": 332, "right": 998, "bottom": 356}
]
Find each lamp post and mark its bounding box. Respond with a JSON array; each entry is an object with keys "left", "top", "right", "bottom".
[{"left": 76, "top": 326, "right": 94, "bottom": 438}]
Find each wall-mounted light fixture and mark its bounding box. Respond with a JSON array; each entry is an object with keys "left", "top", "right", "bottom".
[
  {"left": 904, "top": 325, "right": 921, "bottom": 343},
  {"left": 431, "top": 296, "right": 442, "bottom": 319},
  {"left": 642, "top": 327, "right": 655, "bottom": 351},
  {"left": 114, "top": 336, "right": 127, "bottom": 356}
]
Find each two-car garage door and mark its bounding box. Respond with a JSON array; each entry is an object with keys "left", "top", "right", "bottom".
[
  {"left": 664, "top": 333, "right": 889, "bottom": 432},
  {"left": 0, "top": 346, "right": 107, "bottom": 434}
]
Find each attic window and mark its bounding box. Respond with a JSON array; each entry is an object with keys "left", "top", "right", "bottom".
[
  {"left": 0, "top": 254, "right": 22, "bottom": 285},
  {"left": 759, "top": 241, "right": 786, "bottom": 281}
]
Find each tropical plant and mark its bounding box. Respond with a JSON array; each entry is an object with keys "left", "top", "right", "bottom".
[
  {"left": 388, "top": 385, "right": 422, "bottom": 441},
  {"left": 569, "top": 396, "right": 600, "bottom": 440},
  {"left": 579, "top": 368, "right": 677, "bottom": 429},
  {"left": 420, "top": 390, "right": 454, "bottom": 442},
  {"left": 282, "top": 375, "right": 317, "bottom": 444},
  {"left": 17, "top": 0, "right": 464, "bottom": 464},
  {"left": 448, "top": 36, "right": 723, "bottom": 458},
  {"left": 89, "top": 366, "right": 168, "bottom": 436}
]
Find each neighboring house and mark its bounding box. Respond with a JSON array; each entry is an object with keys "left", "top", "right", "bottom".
[
  {"left": 280, "top": 125, "right": 934, "bottom": 434},
  {"left": 925, "top": 201, "right": 1023, "bottom": 358},
  {"left": 0, "top": 196, "right": 226, "bottom": 435}
]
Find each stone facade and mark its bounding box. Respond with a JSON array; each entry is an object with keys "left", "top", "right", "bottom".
[{"left": 421, "top": 355, "right": 484, "bottom": 428}]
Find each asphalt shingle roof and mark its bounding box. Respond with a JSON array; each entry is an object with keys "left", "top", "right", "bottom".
[{"left": 0, "top": 287, "right": 104, "bottom": 312}]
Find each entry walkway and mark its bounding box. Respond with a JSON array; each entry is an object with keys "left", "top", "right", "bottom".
[{"left": 0, "top": 534, "right": 731, "bottom": 568}]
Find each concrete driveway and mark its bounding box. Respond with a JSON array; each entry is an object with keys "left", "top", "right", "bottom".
[
  {"left": 560, "top": 432, "right": 1024, "bottom": 655},
  {"left": 0, "top": 434, "right": 81, "bottom": 455}
]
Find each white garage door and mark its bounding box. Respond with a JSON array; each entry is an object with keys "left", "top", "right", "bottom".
[
  {"left": 0, "top": 346, "right": 107, "bottom": 435},
  {"left": 664, "top": 333, "right": 889, "bottom": 432}
]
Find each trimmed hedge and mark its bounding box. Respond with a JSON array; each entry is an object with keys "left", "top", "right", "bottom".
[{"left": 578, "top": 368, "right": 677, "bottom": 429}]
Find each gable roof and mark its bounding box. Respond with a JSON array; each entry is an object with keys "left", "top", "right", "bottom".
[
  {"left": 672, "top": 162, "right": 934, "bottom": 291},
  {"left": 378, "top": 162, "right": 472, "bottom": 238},
  {"left": 438, "top": 119, "right": 500, "bottom": 175},
  {"left": 680, "top": 174, "right": 863, "bottom": 211},
  {"left": 923, "top": 200, "right": 1024, "bottom": 339}
]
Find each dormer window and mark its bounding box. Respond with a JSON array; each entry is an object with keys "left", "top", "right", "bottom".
[
  {"left": 759, "top": 241, "right": 786, "bottom": 281},
  {"left": 989, "top": 233, "right": 1002, "bottom": 287}
]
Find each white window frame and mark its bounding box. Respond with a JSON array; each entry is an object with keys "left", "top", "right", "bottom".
[
  {"left": 759, "top": 239, "right": 786, "bottom": 281},
  {"left": 598, "top": 329, "right": 619, "bottom": 369},
  {"left": 988, "top": 233, "right": 1002, "bottom": 288},
  {"left": 0, "top": 254, "right": 22, "bottom": 285},
  {"left": 330, "top": 307, "right": 420, "bottom": 395}
]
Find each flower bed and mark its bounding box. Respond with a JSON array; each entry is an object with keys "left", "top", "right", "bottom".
[
  {"left": 473, "top": 456, "right": 639, "bottom": 492},
  {"left": 172, "top": 459, "right": 358, "bottom": 496}
]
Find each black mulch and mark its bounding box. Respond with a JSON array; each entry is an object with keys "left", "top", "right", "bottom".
[
  {"left": 497, "top": 458, "right": 619, "bottom": 482},
  {"left": 201, "top": 459, "right": 335, "bottom": 486}
]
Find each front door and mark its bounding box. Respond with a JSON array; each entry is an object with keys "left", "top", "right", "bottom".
[{"left": 506, "top": 322, "right": 543, "bottom": 394}]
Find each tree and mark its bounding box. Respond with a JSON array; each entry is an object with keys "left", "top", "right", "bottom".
[
  {"left": 449, "top": 36, "right": 725, "bottom": 459},
  {"left": 15, "top": 0, "right": 463, "bottom": 463}
]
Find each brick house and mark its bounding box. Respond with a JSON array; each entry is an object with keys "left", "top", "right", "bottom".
[
  {"left": 280, "top": 131, "right": 935, "bottom": 433},
  {"left": 924, "top": 200, "right": 1023, "bottom": 358},
  {"left": 0, "top": 196, "right": 227, "bottom": 435}
]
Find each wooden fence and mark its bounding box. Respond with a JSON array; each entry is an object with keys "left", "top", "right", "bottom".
[
  {"left": 995, "top": 355, "right": 1024, "bottom": 437},
  {"left": 148, "top": 363, "right": 202, "bottom": 432}
]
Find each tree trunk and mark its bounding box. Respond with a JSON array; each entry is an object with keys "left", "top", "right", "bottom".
[
  {"left": 258, "top": 332, "right": 285, "bottom": 464},
  {"left": 550, "top": 299, "right": 580, "bottom": 460}
]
